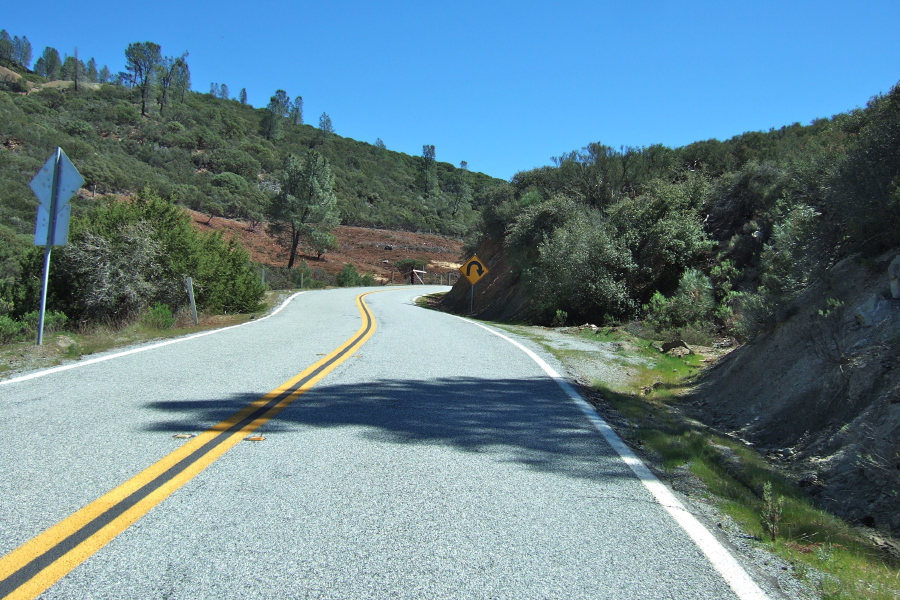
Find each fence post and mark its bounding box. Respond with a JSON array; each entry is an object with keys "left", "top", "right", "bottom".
[{"left": 185, "top": 277, "right": 199, "bottom": 325}]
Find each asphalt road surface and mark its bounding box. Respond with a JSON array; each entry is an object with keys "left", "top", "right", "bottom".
[{"left": 0, "top": 287, "right": 771, "bottom": 599}]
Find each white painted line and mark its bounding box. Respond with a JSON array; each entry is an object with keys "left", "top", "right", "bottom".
[
  {"left": 453, "top": 316, "right": 771, "bottom": 600},
  {"left": 0, "top": 292, "right": 306, "bottom": 386}
]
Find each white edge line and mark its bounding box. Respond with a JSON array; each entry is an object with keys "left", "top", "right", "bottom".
[
  {"left": 452, "top": 315, "right": 771, "bottom": 600},
  {"left": 0, "top": 292, "right": 306, "bottom": 386}
]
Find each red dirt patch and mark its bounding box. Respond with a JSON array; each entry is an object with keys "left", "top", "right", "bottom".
[{"left": 186, "top": 210, "right": 465, "bottom": 282}]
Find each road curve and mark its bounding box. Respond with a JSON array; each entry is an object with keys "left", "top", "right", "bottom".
[{"left": 1, "top": 287, "right": 770, "bottom": 599}]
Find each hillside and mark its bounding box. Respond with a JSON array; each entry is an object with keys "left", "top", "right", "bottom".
[
  {"left": 0, "top": 67, "right": 504, "bottom": 242},
  {"left": 188, "top": 210, "right": 464, "bottom": 285}
]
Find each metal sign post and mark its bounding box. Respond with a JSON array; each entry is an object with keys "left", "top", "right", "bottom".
[
  {"left": 459, "top": 255, "right": 489, "bottom": 315},
  {"left": 29, "top": 147, "right": 83, "bottom": 345}
]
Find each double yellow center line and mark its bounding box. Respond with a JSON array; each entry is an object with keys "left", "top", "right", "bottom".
[{"left": 0, "top": 291, "right": 379, "bottom": 600}]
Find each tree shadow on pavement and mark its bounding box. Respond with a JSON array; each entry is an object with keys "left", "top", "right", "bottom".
[{"left": 142, "top": 376, "right": 635, "bottom": 482}]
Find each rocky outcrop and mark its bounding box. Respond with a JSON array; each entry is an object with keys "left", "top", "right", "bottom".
[{"left": 690, "top": 250, "right": 900, "bottom": 535}]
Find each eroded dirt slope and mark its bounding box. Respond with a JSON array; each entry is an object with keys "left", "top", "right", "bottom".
[
  {"left": 689, "top": 251, "right": 900, "bottom": 535},
  {"left": 187, "top": 210, "right": 465, "bottom": 283}
]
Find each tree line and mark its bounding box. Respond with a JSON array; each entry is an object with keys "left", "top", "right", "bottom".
[{"left": 475, "top": 82, "right": 900, "bottom": 340}]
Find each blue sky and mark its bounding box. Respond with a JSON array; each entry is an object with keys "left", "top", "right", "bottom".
[{"left": 4, "top": 1, "right": 899, "bottom": 180}]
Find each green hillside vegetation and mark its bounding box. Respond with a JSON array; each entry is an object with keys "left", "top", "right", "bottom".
[
  {"left": 472, "top": 81, "right": 900, "bottom": 339},
  {"left": 0, "top": 34, "right": 502, "bottom": 330}
]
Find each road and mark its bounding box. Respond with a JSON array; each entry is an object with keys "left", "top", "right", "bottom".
[{"left": 0, "top": 287, "right": 770, "bottom": 599}]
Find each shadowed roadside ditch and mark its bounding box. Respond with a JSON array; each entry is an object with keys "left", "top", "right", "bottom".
[{"left": 142, "top": 376, "right": 638, "bottom": 484}]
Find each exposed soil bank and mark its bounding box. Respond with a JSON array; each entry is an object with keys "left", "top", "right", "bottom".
[{"left": 688, "top": 251, "right": 900, "bottom": 536}]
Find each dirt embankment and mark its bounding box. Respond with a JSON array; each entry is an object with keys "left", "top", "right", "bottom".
[
  {"left": 689, "top": 251, "right": 900, "bottom": 535},
  {"left": 437, "top": 237, "right": 534, "bottom": 320},
  {"left": 186, "top": 210, "right": 465, "bottom": 283}
]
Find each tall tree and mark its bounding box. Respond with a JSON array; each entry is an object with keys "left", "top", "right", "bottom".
[
  {"left": 260, "top": 89, "right": 290, "bottom": 140},
  {"left": 239, "top": 87, "right": 247, "bottom": 104},
  {"left": 267, "top": 150, "right": 340, "bottom": 267},
  {"left": 219, "top": 83, "right": 229, "bottom": 100},
  {"left": 172, "top": 58, "right": 190, "bottom": 101},
  {"left": 451, "top": 160, "right": 472, "bottom": 215},
  {"left": 319, "top": 112, "right": 334, "bottom": 134},
  {"left": 60, "top": 53, "right": 86, "bottom": 90},
  {"left": 156, "top": 53, "right": 188, "bottom": 115},
  {"left": 290, "top": 96, "right": 303, "bottom": 125},
  {"left": 422, "top": 144, "right": 437, "bottom": 196},
  {"left": 314, "top": 112, "right": 334, "bottom": 147},
  {"left": 210, "top": 82, "right": 219, "bottom": 96},
  {"left": 124, "top": 41, "right": 162, "bottom": 116},
  {"left": 86, "top": 57, "right": 98, "bottom": 83},
  {"left": 39, "top": 46, "right": 62, "bottom": 80},
  {"left": 374, "top": 138, "right": 386, "bottom": 150},
  {"left": 13, "top": 35, "right": 31, "bottom": 68},
  {"left": 98, "top": 65, "right": 111, "bottom": 84},
  {"left": 68, "top": 47, "right": 84, "bottom": 91},
  {"left": 0, "top": 31, "right": 12, "bottom": 67}
]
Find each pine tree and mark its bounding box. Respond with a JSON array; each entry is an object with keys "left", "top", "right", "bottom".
[
  {"left": 40, "top": 47, "right": 62, "bottom": 80},
  {"left": 157, "top": 53, "right": 188, "bottom": 114},
  {"left": 319, "top": 112, "right": 334, "bottom": 134},
  {"left": 261, "top": 90, "right": 290, "bottom": 140},
  {"left": 219, "top": 83, "right": 229, "bottom": 100},
  {"left": 422, "top": 145, "right": 437, "bottom": 196},
  {"left": 13, "top": 35, "right": 32, "bottom": 68},
  {"left": 267, "top": 150, "right": 340, "bottom": 267},
  {"left": 86, "top": 57, "right": 98, "bottom": 83},
  {"left": 290, "top": 96, "right": 303, "bottom": 125},
  {"left": 239, "top": 88, "right": 247, "bottom": 104},
  {"left": 0, "top": 31, "right": 12, "bottom": 66},
  {"left": 125, "top": 41, "right": 162, "bottom": 116}
]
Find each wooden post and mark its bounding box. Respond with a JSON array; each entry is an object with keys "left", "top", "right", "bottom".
[{"left": 185, "top": 277, "right": 199, "bottom": 325}]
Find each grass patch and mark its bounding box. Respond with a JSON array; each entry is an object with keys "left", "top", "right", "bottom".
[
  {"left": 499, "top": 323, "right": 900, "bottom": 600},
  {"left": 0, "top": 290, "right": 291, "bottom": 380}
]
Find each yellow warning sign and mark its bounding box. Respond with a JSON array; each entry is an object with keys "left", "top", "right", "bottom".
[{"left": 460, "top": 255, "right": 489, "bottom": 285}]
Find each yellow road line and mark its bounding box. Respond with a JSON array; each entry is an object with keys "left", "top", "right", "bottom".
[{"left": 0, "top": 291, "right": 380, "bottom": 600}]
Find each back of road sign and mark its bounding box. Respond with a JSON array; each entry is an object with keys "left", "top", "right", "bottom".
[{"left": 30, "top": 148, "right": 83, "bottom": 246}]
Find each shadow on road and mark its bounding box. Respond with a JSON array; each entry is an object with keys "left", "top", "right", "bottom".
[{"left": 142, "top": 376, "right": 632, "bottom": 482}]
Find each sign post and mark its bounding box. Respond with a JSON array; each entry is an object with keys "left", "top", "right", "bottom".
[
  {"left": 459, "top": 255, "right": 489, "bottom": 314},
  {"left": 30, "top": 147, "right": 83, "bottom": 345}
]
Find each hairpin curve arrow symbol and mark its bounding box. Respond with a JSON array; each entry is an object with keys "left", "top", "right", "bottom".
[{"left": 465, "top": 261, "right": 485, "bottom": 277}]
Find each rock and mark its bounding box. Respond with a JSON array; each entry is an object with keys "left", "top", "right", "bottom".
[
  {"left": 890, "top": 255, "right": 900, "bottom": 299},
  {"left": 661, "top": 339, "right": 693, "bottom": 354},
  {"left": 854, "top": 294, "right": 891, "bottom": 327}
]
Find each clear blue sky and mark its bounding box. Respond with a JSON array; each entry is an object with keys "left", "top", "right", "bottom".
[{"left": 4, "top": 1, "right": 899, "bottom": 180}]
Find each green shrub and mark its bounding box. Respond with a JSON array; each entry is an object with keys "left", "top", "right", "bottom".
[
  {"left": 644, "top": 269, "right": 715, "bottom": 329},
  {"left": 143, "top": 302, "right": 175, "bottom": 329},
  {"left": 0, "top": 315, "right": 24, "bottom": 344},
  {"left": 335, "top": 263, "right": 375, "bottom": 287},
  {"left": 14, "top": 190, "right": 264, "bottom": 324}
]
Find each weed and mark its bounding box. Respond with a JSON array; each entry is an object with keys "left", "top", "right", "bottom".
[
  {"left": 552, "top": 309, "right": 568, "bottom": 327},
  {"left": 143, "top": 303, "right": 176, "bottom": 330},
  {"left": 762, "top": 481, "right": 785, "bottom": 541}
]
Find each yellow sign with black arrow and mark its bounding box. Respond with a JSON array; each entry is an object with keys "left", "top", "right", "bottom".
[{"left": 460, "top": 255, "right": 489, "bottom": 285}]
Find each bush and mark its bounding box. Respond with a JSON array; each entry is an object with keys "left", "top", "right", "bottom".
[
  {"left": 14, "top": 191, "right": 265, "bottom": 324},
  {"left": 143, "top": 302, "right": 175, "bottom": 329},
  {"left": 0, "top": 315, "right": 23, "bottom": 344},
  {"left": 1, "top": 311, "right": 68, "bottom": 344},
  {"left": 644, "top": 269, "right": 715, "bottom": 330},
  {"left": 335, "top": 263, "right": 375, "bottom": 287}
]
